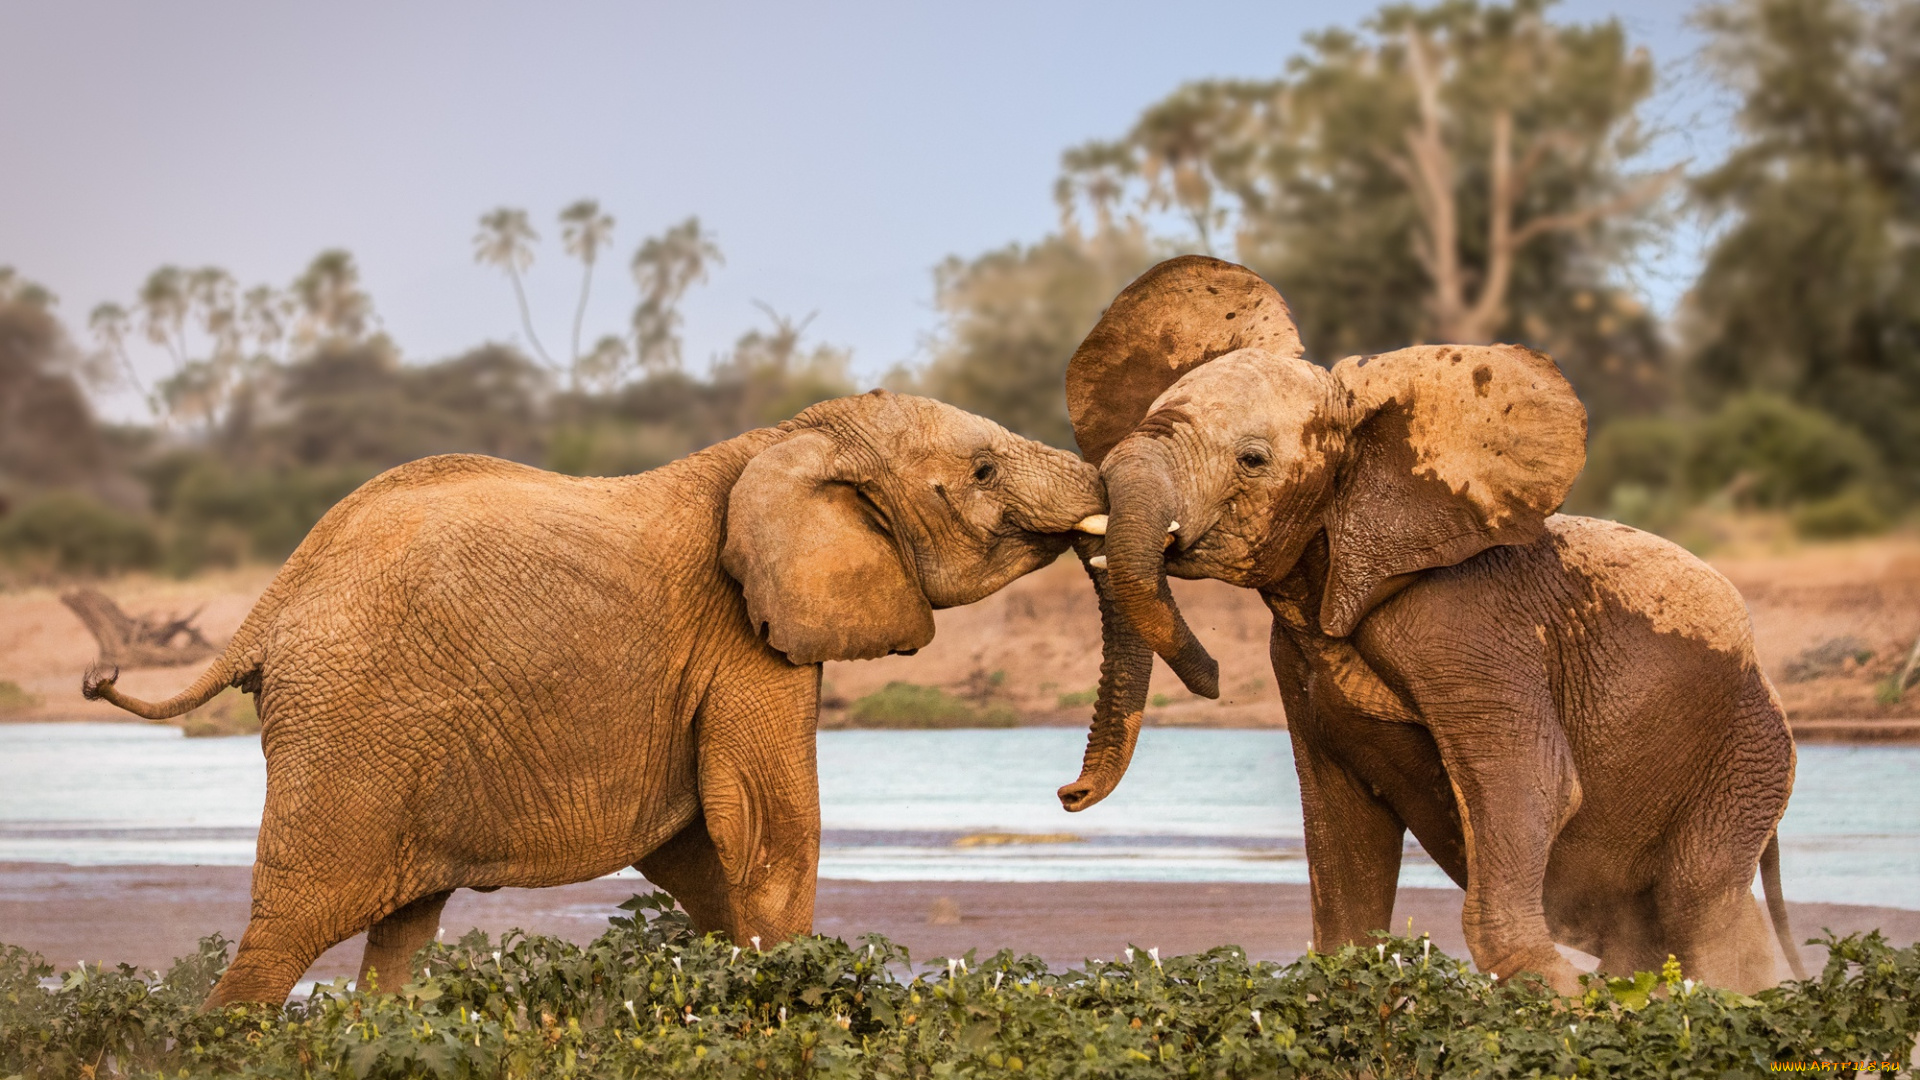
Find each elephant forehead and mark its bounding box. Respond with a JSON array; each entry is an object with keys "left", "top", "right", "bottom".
[{"left": 1144, "top": 351, "right": 1330, "bottom": 442}]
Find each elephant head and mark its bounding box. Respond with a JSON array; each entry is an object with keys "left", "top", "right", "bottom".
[
  {"left": 1058, "top": 256, "right": 1586, "bottom": 809},
  {"left": 722, "top": 390, "right": 1108, "bottom": 665}
]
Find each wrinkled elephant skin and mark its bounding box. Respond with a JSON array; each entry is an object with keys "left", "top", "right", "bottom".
[
  {"left": 1057, "top": 257, "right": 1801, "bottom": 995},
  {"left": 85, "top": 391, "right": 1105, "bottom": 1005}
]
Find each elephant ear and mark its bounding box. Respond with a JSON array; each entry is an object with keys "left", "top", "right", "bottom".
[
  {"left": 1320, "top": 344, "right": 1587, "bottom": 638},
  {"left": 1066, "top": 255, "right": 1302, "bottom": 465},
  {"left": 722, "top": 430, "right": 935, "bottom": 664}
]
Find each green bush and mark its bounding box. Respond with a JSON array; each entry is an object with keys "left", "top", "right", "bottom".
[
  {"left": 148, "top": 454, "right": 375, "bottom": 573},
  {"left": 2, "top": 894, "right": 1915, "bottom": 1078},
  {"left": 1791, "top": 488, "right": 1890, "bottom": 539},
  {"left": 0, "top": 492, "right": 159, "bottom": 575},
  {"left": 847, "top": 682, "right": 1018, "bottom": 728},
  {"left": 1686, "top": 395, "right": 1886, "bottom": 509}
]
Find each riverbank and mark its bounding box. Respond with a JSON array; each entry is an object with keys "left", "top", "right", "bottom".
[
  {"left": 6, "top": 862, "right": 1912, "bottom": 984},
  {"left": 6, "top": 535, "right": 1920, "bottom": 737}
]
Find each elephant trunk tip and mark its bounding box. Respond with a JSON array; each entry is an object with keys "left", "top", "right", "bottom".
[{"left": 1057, "top": 775, "right": 1114, "bottom": 813}]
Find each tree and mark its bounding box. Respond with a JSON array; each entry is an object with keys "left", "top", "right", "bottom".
[
  {"left": 1683, "top": 0, "right": 1920, "bottom": 490},
  {"left": 1055, "top": 0, "right": 1674, "bottom": 424},
  {"left": 915, "top": 225, "right": 1160, "bottom": 450},
  {"left": 629, "top": 217, "right": 723, "bottom": 374},
  {"left": 474, "top": 207, "right": 556, "bottom": 369},
  {"left": 559, "top": 199, "right": 616, "bottom": 380},
  {"left": 0, "top": 272, "right": 109, "bottom": 491},
  {"left": 291, "top": 250, "right": 375, "bottom": 346}
]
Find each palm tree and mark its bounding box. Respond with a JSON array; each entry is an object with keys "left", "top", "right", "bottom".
[
  {"left": 629, "top": 217, "right": 723, "bottom": 373},
  {"left": 559, "top": 199, "right": 615, "bottom": 383},
  {"left": 87, "top": 302, "right": 150, "bottom": 403},
  {"left": 474, "top": 207, "right": 555, "bottom": 369},
  {"left": 292, "top": 250, "right": 374, "bottom": 345}
]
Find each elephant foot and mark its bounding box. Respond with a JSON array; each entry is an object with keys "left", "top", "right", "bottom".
[{"left": 1481, "top": 944, "right": 1582, "bottom": 997}]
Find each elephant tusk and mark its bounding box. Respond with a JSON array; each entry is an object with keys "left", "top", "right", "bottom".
[
  {"left": 1163, "top": 521, "right": 1179, "bottom": 550},
  {"left": 1088, "top": 555, "right": 1109, "bottom": 569},
  {"left": 1073, "top": 514, "right": 1109, "bottom": 535}
]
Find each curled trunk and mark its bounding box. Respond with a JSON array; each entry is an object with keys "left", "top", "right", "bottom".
[
  {"left": 1058, "top": 542, "right": 1156, "bottom": 811},
  {"left": 1101, "top": 441, "right": 1219, "bottom": 698}
]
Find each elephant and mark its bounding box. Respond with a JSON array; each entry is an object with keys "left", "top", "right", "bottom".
[
  {"left": 1053, "top": 256, "right": 1804, "bottom": 994},
  {"left": 83, "top": 390, "right": 1107, "bottom": 1006}
]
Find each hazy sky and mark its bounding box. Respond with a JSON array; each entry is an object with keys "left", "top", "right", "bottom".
[{"left": 1, "top": 1, "right": 1728, "bottom": 419}]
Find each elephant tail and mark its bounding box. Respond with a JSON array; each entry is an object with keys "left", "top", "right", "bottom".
[
  {"left": 1761, "top": 831, "right": 1809, "bottom": 980},
  {"left": 82, "top": 653, "right": 244, "bottom": 720}
]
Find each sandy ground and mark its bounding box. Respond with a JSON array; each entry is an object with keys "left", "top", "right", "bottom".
[
  {"left": 6, "top": 533, "right": 1920, "bottom": 733},
  {"left": 5, "top": 863, "right": 1908, "bottom": 983}
]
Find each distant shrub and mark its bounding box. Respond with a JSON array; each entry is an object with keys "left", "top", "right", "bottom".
[
  {"left": 0, "top": 680, "right": 41, "bottom": 715},
  {"left": 0, "top": 492, "right": 159, "bottom": 576},
  {"left": 147, "top": 454, "right": 374, "bottom": 573},
  {"left": 1791, "top": 488, "right": 1890, "bottom": 539},
  {"left": 2, "top": 899, "right": 1916, "bottom": 1078},
  {"left": 1686, "top": 395, "right": 1886, "bottom": 509},
  {"left": 848, "top": 681, "right": 1018, "bottom": 728},
  {"left": 1056, "top": 688, "right": 1097, "bottom": 709}
]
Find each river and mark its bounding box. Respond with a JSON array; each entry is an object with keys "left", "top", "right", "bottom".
[{"left": 2, "top": 724, "right": 1914, "bottom": 908}]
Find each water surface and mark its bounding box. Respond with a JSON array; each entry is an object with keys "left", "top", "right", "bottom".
[{"left": 2, "top": 724, "right": 1913, "bottom": 908}]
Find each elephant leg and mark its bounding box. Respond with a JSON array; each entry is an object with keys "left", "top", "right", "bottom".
[
  {"left": 1290, "top": 727, "right": 1406, "bottom": 949},
  {"left": 1427, "top": 691, "right": 1584, "bottom": 995},
  {"left": 693, "top": 659, "right": 822, "bottom": 945},
  {"left": 357, "top": 890, "right": 452, "bottom": 992},
  {"left": 635, "top": 816, "right": 735, "bottom": 933},
  {"left": 209, "top": 856, "right": 393, "bottom": 1007}
]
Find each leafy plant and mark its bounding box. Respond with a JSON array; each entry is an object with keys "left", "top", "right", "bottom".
[{"left": 3, "top": 895, "right": 1915, "bottom": 1078}]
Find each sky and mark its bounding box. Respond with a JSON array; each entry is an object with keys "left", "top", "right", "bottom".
[{"left": 0, "top": 1, "right": 1733, "bottom": 421}]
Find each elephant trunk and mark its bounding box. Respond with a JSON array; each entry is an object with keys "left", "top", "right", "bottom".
[
  {"left": 1008, "top": 451, "right": 1106, "bottom": 536},
  {"left": 1100, "top": 439, "right": 1220, "bottom": 699},
  {"left": 1057, "top": 541, "right": 1155, "bottom": 811}
]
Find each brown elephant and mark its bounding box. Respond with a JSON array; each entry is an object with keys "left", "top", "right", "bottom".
[
  {"left": 84, "top": 391, "right": 1107, "bottom": 1005},
  {"left": 1054, "top": 256, "right": 1804, "bottom": 994}
]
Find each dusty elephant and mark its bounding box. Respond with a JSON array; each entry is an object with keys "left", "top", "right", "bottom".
[
  {"left": 84, "top": 391, "right": 1107, "bottom": 1005},
  {"left": 1055, "top": 256, "right": 1803, "bottom": 994}
]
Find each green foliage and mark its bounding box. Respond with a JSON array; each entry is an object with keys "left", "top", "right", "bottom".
[
  {"left": 0, "top": 492, "right": 160, "bottom": 576},
  {"left": 0, "top": 679, "right": 41, "bottom": 715},
  {"left": 1570, "top": 396, "right": 1895, "bottom": 539},
  {"left": 1686, "top": 395, "right": 1886, "bottom": 510},
  {"left": 3, "top": 899, "right": 1917, "bottom": 1078},
  {"left": 847, "top": 682, "right": 1019, "bottom": 729},
  {"left": 1686, "top": 0, "right": 1920, "bottom": 494}
]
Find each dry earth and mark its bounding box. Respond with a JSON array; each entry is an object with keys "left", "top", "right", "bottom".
[{"left": 4, "top": 531, "right": 1918, "bottom": 734}]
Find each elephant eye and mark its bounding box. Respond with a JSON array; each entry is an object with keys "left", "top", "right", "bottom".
[
  {"left": 972, "top": 461, "right": 997, "bottom": 483},
  {"left": 1237, "top": 450, "right": 1269, "bottom": 470}
]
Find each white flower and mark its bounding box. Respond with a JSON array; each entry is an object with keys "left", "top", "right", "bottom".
[
  {"left": 778, "top": 1007, "right": 787, "bottom": 1025},
  {"left": 729, "top": 946, "right": 741, "bottom": 965},
  {"left": 672, "top": 957, "right": 682, "bottom": 972},
  {"left": 1149, "top": 947, "right": 1160, "bottom": 968},
  {"left": 1251, "top": 1008, "right": 1263, "bottom": 1032},
  {"left": 492, "top": 951, "right": 501, "bottom": 964},
  {"left": 993, "top": 971, "right": 1004, "bottom": 990},
  {"left": 1124, "top": 947, "right": 1135, "bottom": 963},
  {"left": 751, "top": 936, "right": 762, "bottom": 952},
  {"left": 1682, "top": 978, "right": 1695, "bottom": 994}
]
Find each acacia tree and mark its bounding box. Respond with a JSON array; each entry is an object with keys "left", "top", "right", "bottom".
[{"left": 1053, "top": 0, "right": 1674, "bottom": 423}]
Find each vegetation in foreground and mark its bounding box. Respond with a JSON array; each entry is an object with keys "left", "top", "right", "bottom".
[{"left": 2, "top": 894, "right": 1914, "bottom": 1079}]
